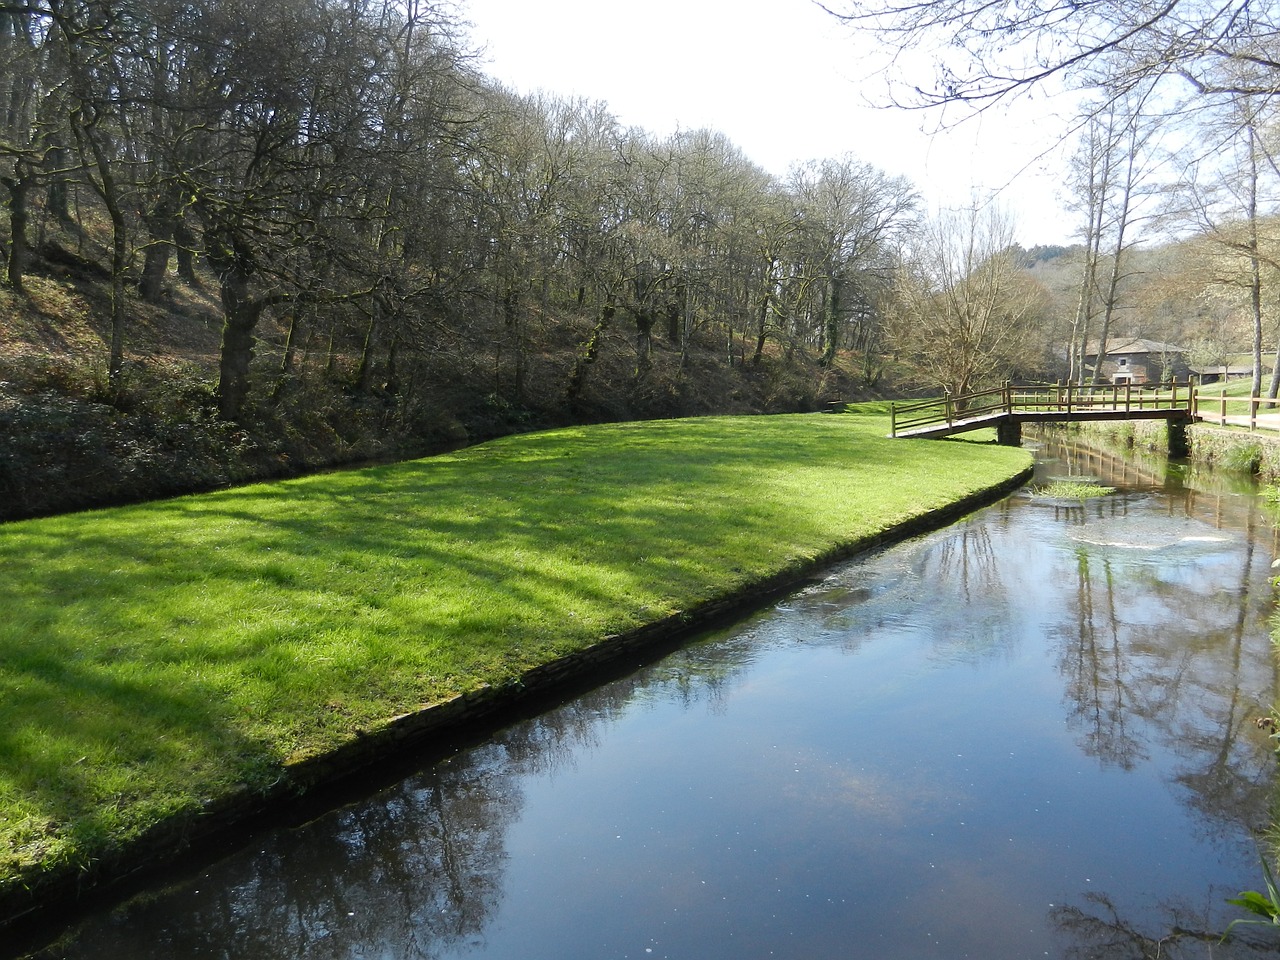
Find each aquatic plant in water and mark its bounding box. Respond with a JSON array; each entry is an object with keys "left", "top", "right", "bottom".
[
  {"left": 1224, "top": 854, "right": 1280, "bottom": 939},
  {"left": 1035, "top": 479, "right": 1117, "bottom": 500}
]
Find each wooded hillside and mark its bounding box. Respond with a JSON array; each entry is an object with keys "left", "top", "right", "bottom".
[
  {"left": 0, "top": 0, "right": 929, "bottom": 518},
  {"left": 5, "top": 0, "right": 1275, "bottom": 520}
]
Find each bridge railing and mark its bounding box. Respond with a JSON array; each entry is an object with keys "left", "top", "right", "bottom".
[
  {"left": 889, "top": 385, "right": 1009, "bottom": 436},
  {"left": 889, "top": 381, "right": 1194, "bottom": 437},
  {"left": 1192, "top": 391, "right": 1280, "bottom": 431},
  {"left": 1008, "top": 381, "right": 1192, "bottom": 413}
]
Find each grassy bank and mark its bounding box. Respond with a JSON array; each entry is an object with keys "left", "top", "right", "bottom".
[{"left": 0, "top": 411, "right": 1030, "bottom": 907}]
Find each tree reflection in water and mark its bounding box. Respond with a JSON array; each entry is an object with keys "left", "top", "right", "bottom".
[
  {"left": 1052, "top": 891, "right": 1278, "bottom": 959},
  {"left": 1039, "top": 437, "right": 1279, "bottom": 957},
  {"left": 82, "top": 736, "right": 521, "bottom": 958},
  {"left": 1044, "top": 452, "right": 1276, "bottom": 843},
  {"left": 41, "top": 649, "right": 758, "bottom": 960}
]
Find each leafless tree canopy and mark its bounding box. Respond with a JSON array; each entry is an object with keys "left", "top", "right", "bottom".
[{"left": 827, "top": 0, "right": 1280, "bottom": 108}]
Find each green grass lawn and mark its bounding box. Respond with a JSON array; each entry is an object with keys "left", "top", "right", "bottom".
[
  {"left": 1200, "top": 378, "right": 1265, "bottom": 399},
  {"left": 1195, "top": 380, "right": 1280, "bottom": 422},
  {"left": 1196, "top": 377, "right": 1280, "bottom": 409},
  {"left": 0, "top": 411, "right": 1030, "bottom": 894}
]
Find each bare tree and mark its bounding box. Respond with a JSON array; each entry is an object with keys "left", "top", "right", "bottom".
[
  {"left": 887, "top": 203, "right": 1048, "bottom": 395},
  {"left": 143, "top": 0, "right": 476, "bottom": 419},
  {"left": 0, "top": 3, "right": 62, "bottom": 293},
  {"left": 825, "top": 0, "right": 1280, "bottom": 112},
  {"left": 786, "top": 156, "right": 917, "bottom": 367},
  {"left": 1076, "top": 92, "right": 1162, "bottom": 384},
  {"left": 1175, "top": 95, "right": 1280, "bottom": 396},
  {"left": 1066, "top": 114, "right": 1113, "bottom": 382}
]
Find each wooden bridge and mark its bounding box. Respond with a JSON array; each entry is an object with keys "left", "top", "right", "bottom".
[{"left": 889, "top": 382, "right": 1197, "bottom": 449}]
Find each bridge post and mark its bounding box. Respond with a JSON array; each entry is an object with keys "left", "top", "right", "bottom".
[
  {"left": 997, "top": 419, "right": 1022, "bottom": 447},
  {"left": 1168, "top": 418, "right": 1190, "bottom": 458}
]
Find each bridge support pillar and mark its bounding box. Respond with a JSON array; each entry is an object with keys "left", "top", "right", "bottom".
[
  {"left": 1168, "top": 418, "right": 1190, "bottom": 458},
  {"left": 997, "top": 419, "right": 1022, "bottom": 447}
]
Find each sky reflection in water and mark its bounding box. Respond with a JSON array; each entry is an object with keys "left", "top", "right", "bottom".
[{"left": 39, "top": 440, "right": 1280, "bottom": 960}]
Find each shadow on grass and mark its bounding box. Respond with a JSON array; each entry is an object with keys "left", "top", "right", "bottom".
[
  {"left": 0, "top": 648, "right": 272, "bottom": 873},
  {"left": 0, "top": 414, "right": 1024, "bottom": 892}
]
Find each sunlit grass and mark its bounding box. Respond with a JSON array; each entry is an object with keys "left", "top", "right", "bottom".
[
  {"left": 1199, "top": 378, "right": 1265, "bottom": 399},
  {"left": 0, "top": 413, "right": 1030, "bottom": 889},
  {"left": 1196, "top": 378, "right": 1280, "bottom": 417}
]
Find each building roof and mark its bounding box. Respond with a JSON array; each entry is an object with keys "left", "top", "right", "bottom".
[
  {"left": 1186, "top": 365, "right": 1256, "bottom": 376},
  {"left": 1083, "top": 338, "right": 1186, "bottom": 357}
]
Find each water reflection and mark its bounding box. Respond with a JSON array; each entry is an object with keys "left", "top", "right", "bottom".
[
  {"left": 1051, "top": 890, "right": 1280, "bottom": 959},
  {"left": 25, "top": 436, "right": 1280, "bottom": 960}
]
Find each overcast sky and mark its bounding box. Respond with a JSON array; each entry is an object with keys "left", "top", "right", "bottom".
[{"left": 460, "top": 0, "right": 1081, "bottom": 248}]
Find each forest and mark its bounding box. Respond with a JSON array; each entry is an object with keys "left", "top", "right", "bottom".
[{"left": 1, "top": 0, "right": 1277, "bottom": 519}]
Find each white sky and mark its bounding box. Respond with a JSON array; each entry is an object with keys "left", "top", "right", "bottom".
[{"left": 460, "top": 0, "right": 1082, "bottom": 248}]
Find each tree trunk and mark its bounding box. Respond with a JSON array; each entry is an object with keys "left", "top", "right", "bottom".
[
  {"left": 633, "top": 307, "right": 654, "bottom": 379},
  {"left": 566, "top": 302, "right": 614, "bottom": 401},
  {"left": 752, "top": 289, "right": 770, "bottom": 364},
  {"left": 281, "top": 311, "right": 301, "bottom": 375},
  {"left": 44, "top": 145, "right": 71, "bottom": 224},
  {"left": 139, "top": 192, "right": 179, "bottom": 303},
  {"left": 356, "top": 311, "right": 378, "bottom": 392},
  {"left": 821, "top": 275, "right": 842, "bottom": 367},
  {"left": 174, "top": 215, "right": 199, "bottom": 286},
  {"left": 385, "top": 331, "right": 400, "bottom": 396},
  {"left": 140, "top": 244, "right": 170, "bottom": 303},
  {"left": 1070, "top": 237, "right": 1100, "bottom": 383},
  {"left": 105, "top": 213, "right": 128, "bottom": 394},
  {"left": 1249, "top": 246, "right": 1263, "bottom": 398},
  {"left": 1247, "top": 126, "right": 1263, "bottom": 398},
  {"left": 214, "top": 258, "right": 263, "bottom": 420},
  {"left": 502, "top": 286, "right": 525, "bottom": 402},
  {"left": 666, "top": 282, "right": 684, "bottom": 343},
  {"left": 217, "top": 313, "right": 257, "bottom": 420},
  {"left": 1070, "top": 110, "right": 1116, "bottom": 383},
  {"left": 679, "top": 286, "right": 694, "bottom": 372},
  {"left": 3, "top": 168, "right": 30, "bottom": 292},
  {"left": 76, "top": 117, "right": 130, "bottom": 394},
  {"left": 326, "top": 320, "right": 339, "bottom": 376},
  {"left": 1091, "top": 262, "right": 1117, "bottom": 387},
  {"left": 95, "top": 178, "right": 130, "bottom": 394},
  {"left": 1092, "top": 166, "right": 1136, "bottom": 386}
]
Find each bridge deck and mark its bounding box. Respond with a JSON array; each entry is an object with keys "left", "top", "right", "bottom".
[
  {"left": 889, "top": 383, "right": 1196, "bottom": 441},
  {"left": 894, "top": 407, "right": 1192, "bottom": 440}
]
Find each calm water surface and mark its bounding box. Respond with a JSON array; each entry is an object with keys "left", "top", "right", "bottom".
[{"left": 33, "top": 439, "right": 1280, "bottom": 959}]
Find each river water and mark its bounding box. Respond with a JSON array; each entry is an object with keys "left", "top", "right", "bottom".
[{"left": 27, "top": 437, "right": 1280, "bottom": 959}]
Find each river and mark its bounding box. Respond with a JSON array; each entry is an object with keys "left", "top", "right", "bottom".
[{"left": 25, "top": 435, "right": 1280, "bottom": 959}]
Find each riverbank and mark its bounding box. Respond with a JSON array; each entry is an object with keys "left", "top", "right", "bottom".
[
  {"left": 1076, "top": 417, "right": 1280, "bottom": 481},
  {"left": 0, "top": 410, "right": 1032, "bottom": 933}
]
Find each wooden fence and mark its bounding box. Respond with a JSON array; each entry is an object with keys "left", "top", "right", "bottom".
[{"left": 1192, "top": 392, "right": 1280, "bottom": 432}]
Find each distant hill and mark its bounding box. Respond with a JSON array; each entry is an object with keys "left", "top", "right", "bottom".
[{"left": 1016, "top": 244, "right": 1081, "bottom": 268}]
